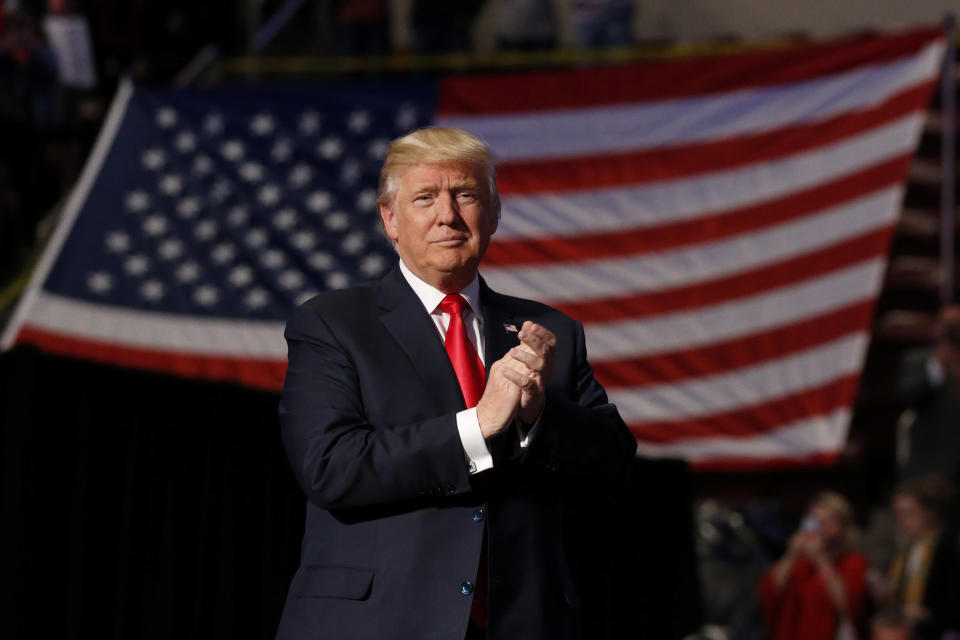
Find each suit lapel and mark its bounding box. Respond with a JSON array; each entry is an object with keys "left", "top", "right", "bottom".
[
  {"left": 479, "top": 277, "right": 521, "bottom": 371},
  {"left": 479, "top": 277, "right": 526, "bottom": 462},
  {"left": 378, "top": 267, "right": 465, "bottom": 412}
]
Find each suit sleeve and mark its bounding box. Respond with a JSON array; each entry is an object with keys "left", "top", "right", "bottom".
[
  {"left": 278, "top": 303, "right": 474, "bottom": 511},
  {"left": 523, "top": 319, "right": 637, "bottom": 487}
]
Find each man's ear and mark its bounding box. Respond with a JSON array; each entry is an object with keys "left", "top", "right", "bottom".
[{"left": 379, "top": 203, "right": 399, "bottom": 243}]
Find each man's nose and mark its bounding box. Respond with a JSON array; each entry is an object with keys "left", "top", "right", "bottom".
[{"left": 435, "top": 192, "right": 459, "bottom": 224}]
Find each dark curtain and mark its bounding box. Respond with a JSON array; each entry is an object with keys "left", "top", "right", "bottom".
[
  {"left": 0, "top": 346, "right": 304, "bottom": 640},
  {"left": 571, "top": 458, "right": 704, "bottom": 640},
  {"left": 1, "top": 346, "right": 701, "bottom": 639}
]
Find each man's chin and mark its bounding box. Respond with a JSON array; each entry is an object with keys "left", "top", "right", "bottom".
[{"left": 430, "top": 257, "right": 482, "bottom": 280}]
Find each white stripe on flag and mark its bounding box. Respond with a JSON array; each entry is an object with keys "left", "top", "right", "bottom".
[
  {"left": 439, "top": 41, "right": 942, "bottom": 162},
  {"left": 609, "top": 333, "right": 867, "bottom": 422},
  {"left": 583, "top": 259, "right": 884, "bottom": 360},
  {"left": 24, "top": 291, "right": 287, "bottom": 357},
  {"left": 483, "top": 186, "right": 900, "bottom": 302},
  {"left": 494, "top": 114, "right": 922, "bottom": 239},
  {"left": 634, "top": 407, "right": 851, "bottom": 461}
]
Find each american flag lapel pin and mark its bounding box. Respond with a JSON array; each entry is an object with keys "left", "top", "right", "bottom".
[{"left": 503, "top": 322, "right": 518, "bottom": 333}]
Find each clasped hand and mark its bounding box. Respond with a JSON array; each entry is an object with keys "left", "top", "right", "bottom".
[{"left": 476, "top": 321, "right": 556, "bottom": 439}]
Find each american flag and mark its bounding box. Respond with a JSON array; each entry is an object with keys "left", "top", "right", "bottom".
[{"left": 1, "top": 27, "right": 944, "bottom": 470}]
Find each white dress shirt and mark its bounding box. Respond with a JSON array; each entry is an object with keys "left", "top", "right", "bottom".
[{"left": 398, "top": 261, "right": 494, "bottom": 474}]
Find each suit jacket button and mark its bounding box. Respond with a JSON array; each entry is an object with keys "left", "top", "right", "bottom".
[
  {"left": 417, "top": 489, "right": 426, "bottom": 497},
  {"left": 445, "top": 483, "right": 456, "bottom": 494},
  {"left": 460, "top": 581, "right": 474, "bottom": 595},
  {"left": 473, "top": 508, "right": 485, "bottom": 522}
]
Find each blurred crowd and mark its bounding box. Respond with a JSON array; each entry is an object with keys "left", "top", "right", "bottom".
[
  {"left": 324, "top": 0, "right": 639, "bottom": 55},
  {"left": 757, "top": 480, "right": 960, "bottom": 640}
]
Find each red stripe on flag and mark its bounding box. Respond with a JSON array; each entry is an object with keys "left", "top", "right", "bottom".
[
  {"left": 689, "top": 451, "right": 840, "bottom": 472},
  {"left": 554, "top": 227, "right": 893, "bottom": 323},
  {"left": 628, "top": 375, "right": 860, "bottom": 443},
  {"left": 595, "top": 303, "right": 874, "bottom": 389},
  {"left": 438, "top": 28, "right": 942, "bottom": 114},
  {"left": 495, "top": 82, "right": 934, "bottom": 195},
  {"left": 15, "top": 326, "right": 286, "bottom": 392},
  {"left": 486, "top": 155, "right": 910, "bottom": 266}
]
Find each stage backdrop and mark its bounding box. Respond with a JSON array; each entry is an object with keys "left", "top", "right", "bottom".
[{"left": 0, "top": 27, "right": 945, "bottom": 471}]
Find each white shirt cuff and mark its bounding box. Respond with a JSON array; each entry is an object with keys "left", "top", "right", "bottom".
[
  {"left": 457, "top": 407, "right": 493, "bottom": 474},
  {"left": 927, "top": 356, "right": 946, "bottom": 386}
]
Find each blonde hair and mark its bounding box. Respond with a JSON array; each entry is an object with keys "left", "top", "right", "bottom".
[
  {"left": 811, "top": 491, "right": 860, "bottom": 551},
  {"left": 377, "top": 127, "right": 501, "bottom": 218}
]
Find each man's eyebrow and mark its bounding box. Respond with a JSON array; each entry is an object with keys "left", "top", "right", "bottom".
[{"left": 409, "top": 180, "right": 480, "bottom": 192}]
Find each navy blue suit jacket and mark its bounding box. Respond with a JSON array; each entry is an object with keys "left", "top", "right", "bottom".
[{"left": 276, "top": 266, "right": 636, "bottom": 640}]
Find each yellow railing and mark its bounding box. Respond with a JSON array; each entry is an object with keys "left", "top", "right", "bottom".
[{"left": 213, "top": 37, "right": 810, "bottom": 76}]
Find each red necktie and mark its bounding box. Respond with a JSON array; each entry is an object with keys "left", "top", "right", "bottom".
[
  {"left": 440, "top": 294, "right": 485, "bottom": 408},
  {"left": 439, "top": 293, "right": 488, "bottom": 628}
]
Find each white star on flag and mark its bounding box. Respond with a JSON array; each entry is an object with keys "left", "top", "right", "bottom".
[
  {"left": 299, "top": 110, "right": 321, "bottom": 135},
  {"left": 155, "top": 107, "right": 178, "bottom": 129},
  {"left": 158, "top": 174, "right": 183, "bottom": 196},
  {"left": 202, "top": 113, "right": 224, "bottom": 135},
  {"left": 257, "top": 184, "right": 281, "bottom": 206},
  {"left": 220, "top": 139, "right": 245, "bottom": 162},
  {"left": 174, "top": 131, "right": 197, "bottom": 153},
  {"left": 142, "top": 216, "right": 168, "bottom": 236},
  {"left": 272, "top": 208, "right": 299, "bottom": 230},
  {"left": 306, "top": 190, "right": 333, "bottom": 213},
  {"left": 157, "top": 239, "right": 184, "bottom": 261},
  {"left": 260, "top": 249, "right": 286, "bottom": 269},
  {"left": 193, "top": 220, "right": 218, "bottom": 241},
  {"left": 347, "top": 110, "right": 371, "bottom": 133},
  {"left": 244, "top": 287, "right": 269, "bottom": 309},
  {"left": 227, "top": 206, "right": 249, "bottom": 227},
  {"left": 124, "top": 254, "right": 150, "bottom": 276},
  {"left": 317, "top": 137, "right": 343, "bottom": 160},
  {"left": 250, "top": 113, "right": 276, "bottom": 136},
  {"left": 175, "top": 262, "right": 202, "bottom": 283},
  {"left": 87, "top": 271, "right": 113, "bottom": 294},
  {"left": 140, "top": 279, "right": 165, "bottom": 301},
  {"left": 193, "top": 285, "right": 219, "bottom": 306},
  {"left": 210, "top": 242, "right": 236, "bottom": 265},
  {"left": 124, "top": 190, "right": 151, "bottom": 212},
  {"left": 228, "top": 265, "right": 254, "bottom": 287},
  {"left": 105, "top": 231, "right": 131, "bottom": 253},
  {"left": 141, "top": 148, "right": 166, "bottom": 170}
]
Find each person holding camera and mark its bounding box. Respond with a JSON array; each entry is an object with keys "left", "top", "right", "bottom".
[{"left": 759, "top": 492, "right": 870, "bottom": 640}]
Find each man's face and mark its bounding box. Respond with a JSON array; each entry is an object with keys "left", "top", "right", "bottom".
[
  {"left": 893, "top": 494, "right": 933, "bottom": 542},
  {"left": 379, "top": 162, "right": 498, "bottom": 292}
]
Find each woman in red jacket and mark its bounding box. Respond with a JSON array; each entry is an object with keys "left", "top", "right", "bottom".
[{"left": 760, "top": 492, "right": 870, "bottom": 640}]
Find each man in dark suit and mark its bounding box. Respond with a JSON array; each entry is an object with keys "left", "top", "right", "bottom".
[
  {"left": 899, "top": 306, "right": 960, "bottom": 482},
  {"left": 275, "top": 127, "right": 637, "bottom": 640}
]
